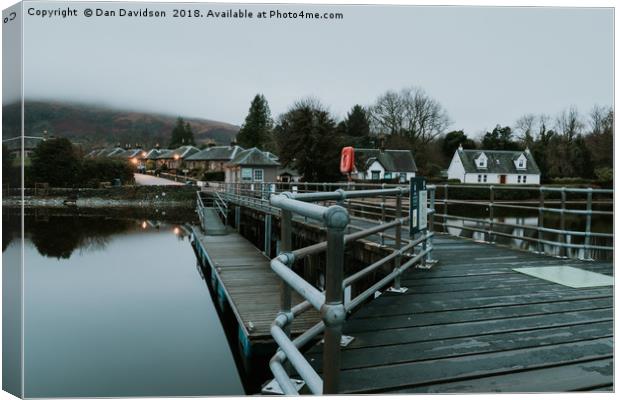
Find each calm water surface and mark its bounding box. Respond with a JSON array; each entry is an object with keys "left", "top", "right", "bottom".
[{"left": 4, "top": 210, "right": 244, "bottom": 397}]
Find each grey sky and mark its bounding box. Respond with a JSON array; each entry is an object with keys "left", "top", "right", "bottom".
[{"left": 20, "top": 1, "right": 613, "bottom": 137}]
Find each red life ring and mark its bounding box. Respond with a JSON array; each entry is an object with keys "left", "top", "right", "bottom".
[{"left": 340, "top": 147, "right": 355, "bottom": 174}]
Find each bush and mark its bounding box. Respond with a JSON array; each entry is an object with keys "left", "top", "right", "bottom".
[
  {"left": 80, "top": 158, "right": 135, "bottom": 188},
  {"left": 594, "top": 167, "right": 613, "bottom": 183},
  {"left": 201, "top": 171, "right": 225, "bottom": 181}
]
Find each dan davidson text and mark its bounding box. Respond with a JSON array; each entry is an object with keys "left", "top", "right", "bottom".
[{"left": 95, "top": 8, "right": 166, "bottom": 17}]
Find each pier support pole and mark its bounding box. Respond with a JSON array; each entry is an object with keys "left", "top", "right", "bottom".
[
  {"left": 537, "top": 188, "right": 544, "bottom": 254},
  {"left": 235, "top": 206, "right": 241, "bottom": 232},
  {"left": 559, "top": 188, "right": 567, "bottom": 258},
  {"left": 279, "top": 210, "right": 293, "bottom": 338},
  {"left": 389, "top": 192, "right": 408, "bottom": 291},
  {"left": 264, "top": 214, "right": 272, "bottom": 257},
  {"left": 322, "top": 206, "right": 349, "bottom": 394},
  {"left": 583, "top": 189, "right": 593, "bottom": 260}
]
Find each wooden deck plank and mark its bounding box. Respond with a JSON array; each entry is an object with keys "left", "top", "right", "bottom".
[
  {"left": 194, "top": 230, "right": 320, "bottom": 340},
  {"left": 303, "top": 234, "right": 613, "bottom": 393}
]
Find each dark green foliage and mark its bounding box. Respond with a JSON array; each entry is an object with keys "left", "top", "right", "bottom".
[
  {"left": 30, "top": 138, "right": 81, "bottom": 187},
  {"left": 341, "top": 105, "right": 372, "bottom": 147},
  {"left": 2, "top": 144, "right": 20, "bottom": 188},
  {"left": 236, "top": 94, "right": 273, "bottom": 149},
  {"left": 80, "top": 158, "right": 135, "bottom": 188},
  {"left": 275, "top": 99, "right": 343, "bottom": 182},
  {"left": 201, "top": 171, "right": 225, "bottom": 181},
  {"left": 28, "top": 138, "right": 134, "bottom": 188},
  {"left": 441, "top": 130, "right": 476, "bottom": 158},
  {"left": 169, "top": 117, "right": 195, "bottom": 147},
  {"left": 481, "top": 125, "right": 521, "bottom": 151}
]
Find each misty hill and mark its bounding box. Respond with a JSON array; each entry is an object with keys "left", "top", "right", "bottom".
[{"left": 2, "top": 101, "right": 240, "bottom": 148}]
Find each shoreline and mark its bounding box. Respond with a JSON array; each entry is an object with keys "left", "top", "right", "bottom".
[{"left": 2, "top": 197, "right": 194, "bottom": 208}]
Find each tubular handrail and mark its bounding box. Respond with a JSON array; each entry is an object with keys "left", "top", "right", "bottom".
[{"left": 264, "top": 185, "right": 433, "bottom": 394}]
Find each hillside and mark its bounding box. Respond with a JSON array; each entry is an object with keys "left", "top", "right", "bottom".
[{"left": 2, "top": 101, "right": 239, "bottom": 148}]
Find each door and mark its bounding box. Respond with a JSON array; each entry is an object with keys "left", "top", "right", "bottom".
[{"left": 500, "top": 175, "right": 507, "bottom": 184}]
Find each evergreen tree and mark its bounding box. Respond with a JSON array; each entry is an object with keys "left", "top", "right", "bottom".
[
  {"left": 481, "top": 125, "right": 521, "bottom": 151},
  {"left": 274, "top": 99, "right": 343, "bottom": 182},
  {"left": 169, "top": 117, "right": 187, "bottom": 148},
  {"left": 30, "top": 138, "right": 81, "bottom": 187},
  {"left": 184, "top": 122, "right": 196, "bottom": 145},
  {"left": 342, "top": 105, "right": 371, "bottom": 147},
  {"left": 237, "top": 94, "right": 273, "bottom": 148},
  {"left": 441, "top": 130, "right": 476, "bottom": 158}
]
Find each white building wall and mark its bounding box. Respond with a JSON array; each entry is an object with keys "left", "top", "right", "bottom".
[
  {"left": 464, "top": 173, "right": 540, "bottom": 184},
  {"left": 447, "top": 152, "right": 466, "bottom": 182},
  {"left": 365, "top": 161, "right": 386, "bottom": 179}
]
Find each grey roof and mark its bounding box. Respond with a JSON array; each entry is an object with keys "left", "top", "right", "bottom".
[
  {"left": 229, "top": 147, "right": 280, "bottom": 166},
  {"left": 186, "top": 145, "right": 244, "bottom": 161},
  {"left": 353, "top": 148, "right": 417, "bottom": 173},
  {"left": 458, "top": 149, "right": 541, "bottom": 175},
  {"left": 156, "top": 145, "right": 199, "bottom": 160},
  {"left": 277, "top": 167, "right": 301, "bottom": 176},
  {"left": 3, "top": 136, "right": 46, "bottom": 151}
]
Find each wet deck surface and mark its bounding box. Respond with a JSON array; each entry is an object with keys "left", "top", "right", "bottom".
[
  {"left": 193, "top": 230, "right": 320, "bottom": 341},
  {"left": 305, "top": 235, "right": 614, "bottom": 393}
]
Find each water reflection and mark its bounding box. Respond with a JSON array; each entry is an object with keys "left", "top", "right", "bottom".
[
  {"left": 3, "top": 208, "right": 244, "bottom": 397},
  {"left": 3, "top": 207, "right": 198, "bottom": 259}
]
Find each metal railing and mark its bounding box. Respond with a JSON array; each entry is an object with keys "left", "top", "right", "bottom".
[
  {"left": 205, "top": 181, "right": 612, "bottom": 259},
  {"left": 265, "top": 186, "right": 434, "bottom": 394},
  {"left": 196, "top": 190, "right": 229, "bottom": 226},
  {"left": 429, "top": 184, "right": 613, "bottom": 260}
]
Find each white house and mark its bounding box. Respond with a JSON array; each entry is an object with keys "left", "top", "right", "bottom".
[
  {"left": 352, "top": 148, "right": 417, "bottom": 183},
  {"left": 447, "top": 145, "right": 541, "bottom": 185}
]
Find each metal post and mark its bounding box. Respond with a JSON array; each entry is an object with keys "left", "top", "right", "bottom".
[
  {"left": 425, "top": 187, "right": 436, "bottom": 264},
  {"left": 322, "top": 206, "right": 349, "bottom": 394},
  {"left": 444, "top": 184, "right": 449, "bottom": 233},
  {"left": 388, "top": 193, "right": 408, "bottom": 292},
  {"left": 279, "top": 210, "right": 293, "bottom": 338},
  {"left": 235, "top": 206, "right": 241, "bottom": 232},
  {"left": 584, "top": 188, "right": 593, "bottom": 260},
  {"left": 264, "top": 214, "right": 272, "bottom": 257},
  {"left": 380, "top": 188, "right": 386, "bottom": 246},
  {"left": 488, "top": 185, "right": 494, "bottom": 243},
  {"left": 537, "top": 188, "right": 544, "bottom": 254},
  {"left": 559, "top": 188, "right": 567, "bottom": 258}
]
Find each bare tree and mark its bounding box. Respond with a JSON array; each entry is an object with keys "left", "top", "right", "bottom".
[
  {"left": 369, "top": 87, "right": 450, "bottom": 144},
  {"left": 555, "top": 106, "right": 584, "bottom": 141},
  {"left": 514, "top": 113, "right": 536, "bottom": 144},
  {"left": 589, "top": 105, "right": 613, "bottom": 135},
  {"left": 368, "top": 90, "right": 404, "bottom": 136}
]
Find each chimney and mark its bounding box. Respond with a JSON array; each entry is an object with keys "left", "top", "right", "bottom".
[
  {"left": 207, "top": 140, "right": 216, "bottom": 148},
  {"left": 155, "top": 142, "right": 160, "bottom": 150},
  {"left": 458, "top": 143, "right": 463, "bottom": 151},
  {"left": 230, "top": 139, "right": 237, "bottom": 149},
  {"left": 379, "top": 134, "right": 386, "bottom": 153}
]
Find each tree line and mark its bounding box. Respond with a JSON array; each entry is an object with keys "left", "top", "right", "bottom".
[{"left": 235, "top": 90, "right": 613, "bottom": 184}]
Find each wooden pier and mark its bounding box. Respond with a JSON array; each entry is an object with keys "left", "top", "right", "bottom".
[
  {"left": 191, "top": 186, "right": 613, "bottom": 393},
  {"left": 304, "top": 235, "right": 613, "bottom": 393},
  {"left": 192, "top": 229, "right": 320, "bottom": 352}
]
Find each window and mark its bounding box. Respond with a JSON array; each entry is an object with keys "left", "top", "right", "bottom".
[
  {"left": 518, "top": 175, "right": 522, "bottom": 183},
  {"left": 483, "top": 175, "right": 487, "bottom": 183},
  {"left": 478, "top": 174, "right": 482, "bottom": 183},
  {"left": 371, "top": 171, "right": 381, "bottom": 180},
  {"left": 253, "top": 169, "right": 264, "bottom": 182},
  {"left": 523, "top": 175, "right": 527, "bottom": 183},
  {"left": 518, "top": 160, "right": 524, "bottom": 168},
  {"left": 384, "top": 172, "right": 392, "bottom": 180},
  {"left": 241, "top": 168, "right": 253, "bottom": 181}
]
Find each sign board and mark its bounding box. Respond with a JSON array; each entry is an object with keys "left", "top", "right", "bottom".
[{"left": 409, "top": 177, "right": 427, "bottom": 236}]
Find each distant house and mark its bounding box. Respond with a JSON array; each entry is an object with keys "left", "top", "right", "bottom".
[
  {"left": 185, "top": 144, "right": 244, "bottom": 171},
  {"left": 352, "top": 148, "right": 417, "bottom": 183},
  {"left": 225, "top": 147, "right": 280, "bottom": 183},
  {"left": 277, "top": 167, "right": 302, "bottom": 183},
  {"left": 3, "top": 136, "right": 46, "bottom": 160},
  {"left": 155, "top": 145, "right": 200, "bottom": 170},
  {"left": 447, "top": 145, "right": 541, "bottom": 184}
]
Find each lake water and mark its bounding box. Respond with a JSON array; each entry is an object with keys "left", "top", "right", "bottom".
[{"left": 3, "top": 209, "right": 245, "bottom": 397}]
